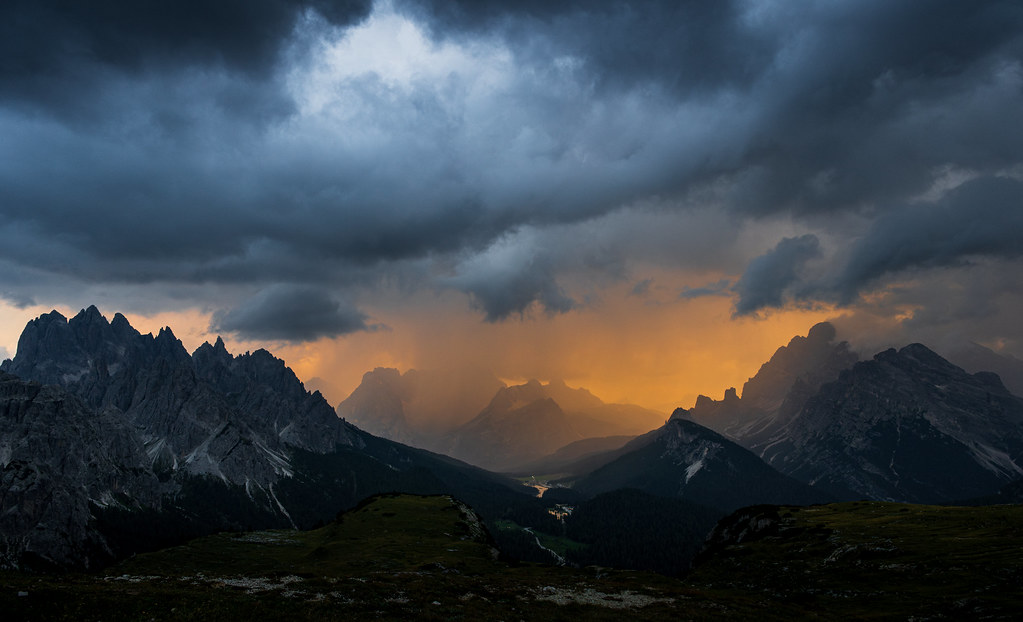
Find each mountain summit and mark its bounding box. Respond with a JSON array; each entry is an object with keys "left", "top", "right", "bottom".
[
  {"left": 683, "top": 321, "right": 859, "bottom": 452},
  {"left": 0, "top": 307, "right": 529, "bottom": 570},
  {"left": 765, "top": 343, "right": 1023, "bottom": 503}
]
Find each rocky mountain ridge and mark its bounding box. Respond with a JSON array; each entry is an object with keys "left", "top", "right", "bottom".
[
  {"left": 571, "top": 417, "right": 831, "bottom": 511},
  {"left": 684, "top": 322, "right": 859, "bottom": 452},
  {"left": 0, "top": 307, "right": 530, "bottom": 570},
  {"left": 764, "top": 343, "right": 1023, "bottom": 503}
]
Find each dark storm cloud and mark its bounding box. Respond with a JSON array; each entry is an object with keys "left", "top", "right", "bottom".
[
  {"left": 0, "top": 0, "right": 1021, "bottom": 338},
  {"left": 831, "top": 176, "right": 1023, "bottom": 302},
  {"left": 448, "top": 246, "right": 576, "bottom": 323},
  {"left": 397, "top": 0, "right": 767, "bottom": 93},
  {"left": 211, "top": 285, "right": 375, "bottom": 342},
  {"left": 733, "top": 235, "right": 821, "bottom": 316},
  {"left": 402, "top": 0, "right": 1023, "bottom": 215},
  {"left": 733, "top": 176, "right": 1023, "bottom": 315},
  {"left": 630, "top": 279, "right": 652, "bottom": 297},
  {"left": 0, "top": 0, "right": 370, "bottom": 112}
]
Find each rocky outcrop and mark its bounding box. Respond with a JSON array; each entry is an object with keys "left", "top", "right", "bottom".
[
  {"left": 0, "top": 307, "right": 528, "bottom": 570},
  {"left": 3, "top": 307, "right": 358, "bottom": 488},
  {"left": 0, "top": 372, "right": 160, "bottom": 570},
  {"left": 766, "top": 344, "right": 1023, "bottom": 503},
  {"left": 681, "top": 322, "right": 858, "bottom": 455}
]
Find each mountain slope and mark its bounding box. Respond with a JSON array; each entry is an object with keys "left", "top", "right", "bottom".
[
  {"left": 765, "top": 344, "right": 1023, "bottom": 503},
  {"left": 687, "top": 501, "right": 1023, "bottom": 620},
  {"left": 685, "top": 322, "right": 858, "bottom": 451},
  {"left": 448, "top": 381, "right": 582, "bottom": 471},
  {"left": 0, "top": 372, "right": 159, "bottom": 570},
  {"left": 507, "top": 435, "right": 637, "bottom": 475},
  {"left": 572, "top": 417, "right": 831, "bottom": 512},
  {"left": 335, "top": 367, "right": 417, "bottom": 445},
  {"left": 946, "top": 341, "right": 1023, "bottom": 397},
  {"left": 0, "top": 307, "right": 535, "bottom": 570}
]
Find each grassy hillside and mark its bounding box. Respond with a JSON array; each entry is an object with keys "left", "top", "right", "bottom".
[
  {"left": 687, "top": 501, "right": 1023, "bottom": 619},
  {"left": 2, "top": 495, "right": 1022, "bottom": 620}
]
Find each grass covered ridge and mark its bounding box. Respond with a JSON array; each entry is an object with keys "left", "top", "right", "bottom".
[{"left": 2, "top": 495, "right": 1022, "bottom": 620}]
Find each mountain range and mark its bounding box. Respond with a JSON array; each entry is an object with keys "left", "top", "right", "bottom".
[
  {"left": 676, "top": 323, "right": 1023, "bottom": 504},
  {"left": 338, "top": 370, "right": 664, "bottom": 471},
  {"left": 3, "top": 307, "right": 1023, "bottom": 573},
  {"left": 0, "top": 307, "right": 534, "bottom": 570},
  {"left": 336, "top": 366, "right": 505, "bottom": 447}
]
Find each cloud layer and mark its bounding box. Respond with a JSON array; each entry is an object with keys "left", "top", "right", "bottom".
[{"left": 1, "top": 0, "right": 1021, "bottom": 351}]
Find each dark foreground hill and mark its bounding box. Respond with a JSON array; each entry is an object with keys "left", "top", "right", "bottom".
[
  {"left": 2, "top": 494, "right": 1022, "bottom": 621},
  {"left": 690, "top": 501, "right": 1023, "bottom": 619}
]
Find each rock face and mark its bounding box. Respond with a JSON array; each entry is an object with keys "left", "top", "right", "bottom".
[
  {"left": 685, "top": 322, "right": 858, "bottom": 452},
  {"left": 571, "top": 418, "right": 831, "bottom": 512},
  {"left": 0, "top": 307, "right": 527, "bottom": 570},
  {"left": 763, "top": 344, "right": 1023, "bottom": 503},
  {"left": 335, "top": 368, "right": 420, "bottom": 446},
  {"left": 4, "top": 306, "right": 355, "bottom": 487},
  {"left": 0, "top": 372, "right": 160, "bottom": 570}
]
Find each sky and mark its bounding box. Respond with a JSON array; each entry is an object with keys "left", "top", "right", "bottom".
[{"left": 1, "top": 0, "right": 1021, "bottom": 411}]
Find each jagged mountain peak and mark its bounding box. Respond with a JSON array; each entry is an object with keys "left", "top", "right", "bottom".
[
  {"left": 687, "top": 322, "right": 858, "bottom": 444},
  {"left": 484, "top": 378, "right": 548, "bottom": 412},
  {"left": 770, "top": 343, "right": 1023, "bottom": 503},
  {"left": 192, "top": 335, "right": 232, "bottom": 363},
  {"left": 71, "top": 304, "right": 105, "bottom": 324},
  {"left": 806, "top": 320, "right": 837, "bottom": 343},
  {"left": 740, "top": 322, "right": 857, "bottom": 406},
  {"left": 0, "top": 308, "right": 532, "bottom": 572},
  {"left": 364, "top": 364, "right": 403, "bottom": 384},
  {"left": 888, "top": 343, "right": 960, "bottom": 370}
]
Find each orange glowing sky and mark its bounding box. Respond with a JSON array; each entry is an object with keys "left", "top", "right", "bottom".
[
  {"left": 0, "top": 291, "right": 836, "bottom": 414},
  {"left": 1, "top": 2, "right": 1021, "bottom": 420}
]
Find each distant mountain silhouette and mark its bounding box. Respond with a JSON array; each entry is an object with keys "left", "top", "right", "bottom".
[
  {"left": 443, "top": 379, "right": 664, "bottom": 471},
  {"left": 595, "top": 324, "right": 1023, "bottom": 508},
  {"left": 339, "top": 369, "right": 664, "bottom": 469},
  {"left": 506, "top": 434, "right": 637, "bottom": 475},
  {"left": 945, "top": 341, "right": 1023, "bottom": 398},
  {"left": 336, "top": 367, "right": 505, "bottom": 449}
]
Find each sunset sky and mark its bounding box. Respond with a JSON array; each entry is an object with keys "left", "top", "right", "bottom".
[{"left": 1, "top": 1, "right": 1021, "bottom": 411}]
